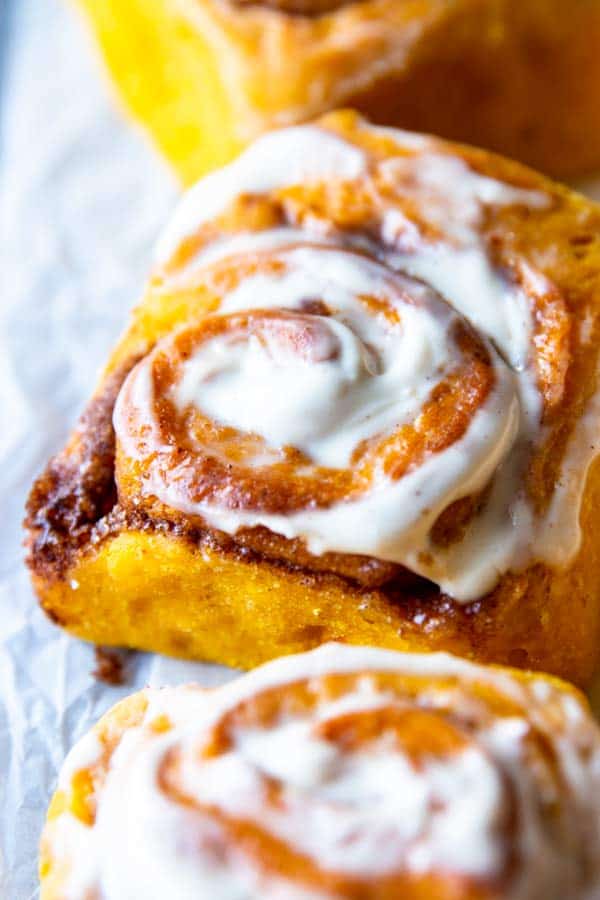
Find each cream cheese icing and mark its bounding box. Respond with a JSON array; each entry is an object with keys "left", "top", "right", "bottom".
[{"left": 46, "top": 645, "right": 600, "bottom": 900}]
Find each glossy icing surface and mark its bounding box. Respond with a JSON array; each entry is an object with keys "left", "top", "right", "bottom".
[
  {"left": 113, "top": 120, "right": 596, "bottom": 601},
  {"left": 45, "top": 645, "right": 600, "bottom": 899}
]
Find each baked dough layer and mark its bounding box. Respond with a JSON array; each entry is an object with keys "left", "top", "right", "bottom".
[
  {"left": 73, "top": 0, "right": 600, "bottom": 182},
  {"left": 29, "top": 504, "right": 600, "bottom": 682}
]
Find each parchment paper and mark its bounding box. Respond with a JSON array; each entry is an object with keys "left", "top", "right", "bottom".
[
  {"left": 1, "top": 1, "right": 600, "bottom": 897},
  {"left": 1, "top": 2, "right": 235, "bottom": 896}
]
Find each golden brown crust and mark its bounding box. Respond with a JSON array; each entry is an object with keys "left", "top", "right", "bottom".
[
  {"left": 74, "top": 0, "right": 600, "bottom": 183},
  {"left": 25, "top": 361, "right": 134, "bottom": 582}
]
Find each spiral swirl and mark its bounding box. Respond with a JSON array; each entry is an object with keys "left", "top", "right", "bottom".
[
  {"left": 42, "top": 645, "right": 600, "bottom": 899},
  {"left": 113, "top": 115, "right": 572, "bottom": 601}
]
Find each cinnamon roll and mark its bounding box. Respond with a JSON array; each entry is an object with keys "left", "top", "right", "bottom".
[
  {"left": 25, "top": 111, "right": 600, "bottom": 684},
  {"left": 73, "top": 0, "right": 600, "bottom": 181},
  {"left": 40, "top": 643, "right": 600, "bottom": 899}
]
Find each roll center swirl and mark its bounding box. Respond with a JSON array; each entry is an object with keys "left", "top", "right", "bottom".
[
  {"left": 116, "top": 248, "right": 519, "bottom": 535},
  {"left": 173, "top": 308, "right": 371, "bottom": 456},
  {"left": 112, "top": 121, "right": 578, "bottom": 601}
]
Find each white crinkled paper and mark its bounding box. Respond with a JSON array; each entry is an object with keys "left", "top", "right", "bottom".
[
  {"left": 2, "top": 0, "right": 600, "bottom": 897},
  {"left": 0, "top": 2, "right": 235, "bottom": 897}
]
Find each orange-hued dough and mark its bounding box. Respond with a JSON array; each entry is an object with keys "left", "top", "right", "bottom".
[
  {"left": 73, "top": 0, "right": 600, "bottom": 182},
  {"left": 39, "top": 646, "right": 600, "bottom": 899},
  {"left": 25, "top": 112, "right": 600, "bottom": 686},
  {"left": 30, "top": 487, "right": 600, "bottom": 682}
]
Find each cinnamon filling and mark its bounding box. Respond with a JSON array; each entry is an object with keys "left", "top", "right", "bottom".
[{"left": 229, "top": 0, "right": 356, "bottom": 17}]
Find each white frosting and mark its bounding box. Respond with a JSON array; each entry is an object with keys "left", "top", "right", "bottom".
[
  {"left": 535, "top": 367, "right": 600, "bottom": 566},
  {"left": 117, "top": 242, "right": 523, "bottom": 598},
  {"left": 113, "top": 121, "right": 600, "bottom": 602},
  {"left": 46, "top": 645, "right": 600, "bottom": 900},
  {"left": 156, "top": 126, "right": 366, "bottom": 264},
  {"left": 171, "top": 250, "right": 518, "bottom": 469}
]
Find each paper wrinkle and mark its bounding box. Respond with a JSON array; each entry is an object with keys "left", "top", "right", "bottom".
[
  {"left": 1, "top": 0, "right": 600, "bottom": 897},
  {"left": 0, "top": 2, "right": 234, "bottom": 897}
]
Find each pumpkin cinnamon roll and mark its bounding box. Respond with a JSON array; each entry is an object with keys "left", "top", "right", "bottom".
[
  {"left": 40, "top": 644, "right": 600, "bottom": 900},
  {"left": 25, "top": 112, "right": 600, "bottom": 683},
  {"left": 72, "top": 0, "right": 600, "bottom": 181}
]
